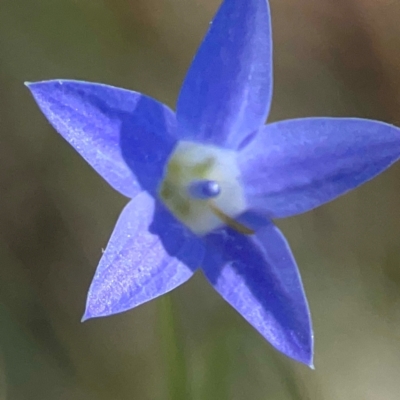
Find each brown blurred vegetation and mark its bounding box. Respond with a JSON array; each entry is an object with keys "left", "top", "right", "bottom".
[{"left": 1, "top": 0, "right": 400, "bottom": 399}]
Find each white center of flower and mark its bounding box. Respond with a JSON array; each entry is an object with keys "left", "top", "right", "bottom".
[{"left": 158, "top": 141, "right": 249, "bottom": 235}]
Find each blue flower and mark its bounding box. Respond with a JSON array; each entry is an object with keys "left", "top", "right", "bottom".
[{"left": 26, "top": 0, "right": 400, "bottom": 367}]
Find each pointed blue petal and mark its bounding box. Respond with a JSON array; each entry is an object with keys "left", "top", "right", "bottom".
[
  {"left": 239, "top": 118, "right": 400, "bottom": 218},
  {"left": 176, "top": 0, "right": 272, "bottom": 148},
  {"left": 27, "top": 80, "right": 177, "bottom": 197},
  {"left": 203, "top": 224, "right": 313, "bottom": 366},
  {"left": 83, "top": 192, "right": 204, "bottom": 320}
]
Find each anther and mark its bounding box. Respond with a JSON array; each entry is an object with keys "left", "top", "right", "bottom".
[{"left": 209, "top": 203, "right": 255, "bottom": 235}]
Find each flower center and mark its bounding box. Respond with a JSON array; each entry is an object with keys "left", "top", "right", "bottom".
[{"left": 158, "top": 141, "right": 250, "bottom": 235}]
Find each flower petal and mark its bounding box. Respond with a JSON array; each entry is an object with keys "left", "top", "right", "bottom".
[
  {"left": 176, "top": 0, "right": 272, "bottom": 148},
  {"left": 27, "top": 80, "right": 177, "bottom": 197},
  {"left": 83, "top": 192, "right": 204, "bottom": 320},
  {"left": 203, "top": 224, "right": 313, "bottom": 366},
  {"left": 238, "top": 118, "right": 400, "bottom": 218}
]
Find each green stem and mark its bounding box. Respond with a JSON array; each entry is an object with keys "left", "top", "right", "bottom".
[{"left": 159, "top": 294, "right": 190, "bottom": 400}]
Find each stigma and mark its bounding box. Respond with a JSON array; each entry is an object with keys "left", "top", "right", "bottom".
[
  {"left": 187, "top": 180, "right": 221, "bottom": 200},
  {"left": 158, "top": 141, "right": 248, "bottom": 235}
]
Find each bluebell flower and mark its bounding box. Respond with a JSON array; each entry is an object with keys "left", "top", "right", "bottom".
[{"left": 26, "top": 0, "right": 400, "bottom": 367}]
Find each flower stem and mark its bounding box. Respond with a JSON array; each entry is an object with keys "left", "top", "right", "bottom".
[{"left": 159, "top": 294, "right": 190, "bottom": 400}]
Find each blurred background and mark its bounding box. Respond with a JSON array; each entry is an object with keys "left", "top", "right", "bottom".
[{"left": 1, "top": 0, "right": 400, "bottom": 398}]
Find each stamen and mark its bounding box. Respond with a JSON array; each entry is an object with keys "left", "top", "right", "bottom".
[
  {"left": 188, "top": 180, "right": 221, "bottom": 200},
  {"left": 209, "top": 203, "right": 255, "bottom": 235}
]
